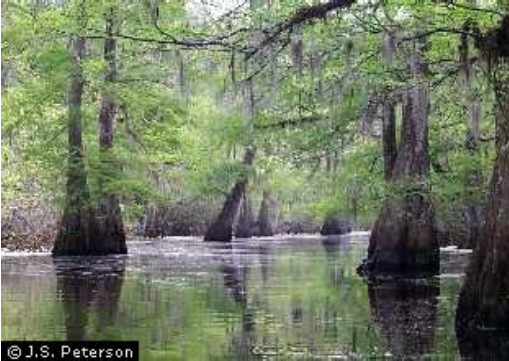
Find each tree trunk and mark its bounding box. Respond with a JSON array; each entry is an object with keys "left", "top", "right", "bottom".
[
  {"left": 320, "top": 212, "right": 351, "bottom": 235},
  {"left": 359, "top": 37, "right": 438, "bottom": 275},
  {"left": 235, "top": 193, "right": 254, "bottom": 238},
  {"left": 53, "top": 36, "right": 106, "bottom": 256},
  {"left": 382, "top": 31, "right": 397, "bottom": 181},
  {"left": 95, "top": 9, "right": 127, "bottom": 254},
  {"left": 257, "top": 190, "right": 274, "bottom": 236},
  {"left": 290, "top": 24, "right": 303, "bottom": 74},
  {"left": 382, "top": 95, "right": 397, "bottom": 181},
  {"left": 456, "top": 318, "right": 509, "bottom": 359},
  {"left": 175, "top": 49, "right": 186, "bottom": 99},
  {"left": 206, "top": 50, "right": 257, "bottom": 242},
  {"left": 458, "top": 25, "right": 483, "bottom": 249},
  {"left": 143, "top": 202, "right": 161, "bottom": 238},
  {"left": 204, "top": 147, "right": 256, "bottom": 242},
  {"left": 457, "top": 63, "right": 509, "bottom": 331},
  {"left": 456, "top": 16, "right": 509, "bottom": 332}
]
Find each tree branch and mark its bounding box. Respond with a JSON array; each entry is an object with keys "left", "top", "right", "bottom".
[
  {"left": 255, "top": 115, "right": 321, "bottom": 130},
  {"left": 248, "top": 0, "right": 356, "bottom": 59},
  {"left": 447, "top": 1, "right": 503, "bottom": 17}
]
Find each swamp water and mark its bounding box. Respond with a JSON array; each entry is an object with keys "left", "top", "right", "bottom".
[{"left": 0, "top": 233, "right": 490, "bottom": 360}]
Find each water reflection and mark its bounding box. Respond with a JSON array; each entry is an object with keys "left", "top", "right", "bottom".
[
  {"left": 257, "top": 245, "right": 273, "bottom": 285},
  {"left": 2, "top": 236, "right": 472, "bottom": 359},
  {"left": 321, "top": 236, "right": 343, "bottom": 256},
  {"left": 368, "top": 278, "right": 439, "bottom": 359},
  {"left": 217, "top": 249, "right": 249, "bottom": 305},
  {"left": 54, "top": 257, "right": 126, "bottom": 341},
  {"left": 321, "top": 236, "right": 345, "bottom": 288},
  {"left": 214, "top": 245, "right": 257, "bottom": 359}
]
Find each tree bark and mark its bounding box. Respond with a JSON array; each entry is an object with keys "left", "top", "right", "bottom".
[
  {"left": 457, "top": 62, "right": 509, "bottom": 331},
  {"left": 95, "top": 9, "right": 127, "bottom": 254},
  {"left": 235, "top": 193, "right": 255, "bottom": 238},
  {"left": 257, "top": 190, "right": 274, "bottom": 236},
  {"left": 320, "top": 212, "right": 351, "bottom": 235},
  {"left": 456, "top": 319, "right": 509, "bottom": 359},
  {"left": 53, "top": 35, "right": 106, "bottom": 256},
  {"left": 175, "top": 49, "right": 186, "bottom": 99},
  {"left": 456, "top": 16, "right": 509, "bottom": 333},
  {"left": 382, "top": 31, "right": 397, "bottom": 181},
  {"left": 382, "top": 94, "right": 397, "bottom": 181},
  {"left": 142, "top": 202, "right": 161, "bottom": 238},
  {"left": 458, "top": 25, "right": 483, "bottom": 249},
  {"left": 359, "top": 37, "right": 438, "bottom": 276},
  {"left": 204, "top": 147, "right": 256, "bottom": 242}
]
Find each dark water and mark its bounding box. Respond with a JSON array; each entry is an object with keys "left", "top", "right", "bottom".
[{"left": 0, "top": 234, "right": 485, "bottom": 360}]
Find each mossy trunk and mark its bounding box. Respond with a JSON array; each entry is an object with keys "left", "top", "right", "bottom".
[
  {"left": 360, "top": 37, "right": 438, "bottom": 275},
  {"left": 257, "top": 190, "right": 274, "bottom": 237},
  {"left": 204, "top": 147, "right": 255, "bottom": 242},
  {"left": 95, "top": 9, "right": 127, "bottom": 254},
  {"left": 53, "top": 36, "right": 106, "bottom": 256}
]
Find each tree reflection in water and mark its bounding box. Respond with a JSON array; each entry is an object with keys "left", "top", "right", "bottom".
[
  {"left": 368, "top": 278, "right": 439, "bottom": 359},
  {"left": 213, "top": 244, "right": 257, "bottom": 359},
  {"left": 2, "top": 237, "right": 478, "bottom": 358},
  {"left": 321, "top": 236, "right": 346, "bottom": 288},
  {"left": 258, "top": 245, "right": 273, "bottom": 285},
  {"left": 54, "top": 257, "right": 126, "bottom": 341}
]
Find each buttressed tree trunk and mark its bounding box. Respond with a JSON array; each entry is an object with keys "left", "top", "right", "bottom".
[
  {"left": 205, "top": 57, "right": 257, "bottom": 242},
  {"left": 204, "top": 147, "right": 256, "bottom": 242},
  {"left": 457, "top": 18, "right": 509, "bottom": 331},
  {"left": 53, "top": 35, "right": 105, "bottom": 256},
  {"left": 359, "top": 36, "right": 438, "bottom": 275},
  {"left": 95, "top": 9, "right": 127, "bottom": 254},
  {"left": 235, "top": 193, "right": 255, "bottom": 238},
  {"left": 257, "top": 190, "right": 274, "bottom": 237}
]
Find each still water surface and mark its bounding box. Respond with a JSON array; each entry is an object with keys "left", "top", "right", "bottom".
[{"left": 2, "top": 234, "right": 474, "bottom": 360}]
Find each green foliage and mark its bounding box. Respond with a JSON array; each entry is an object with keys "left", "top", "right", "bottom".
[{"left": 1, "top": 0, "right": 503, "bottom": 236}]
